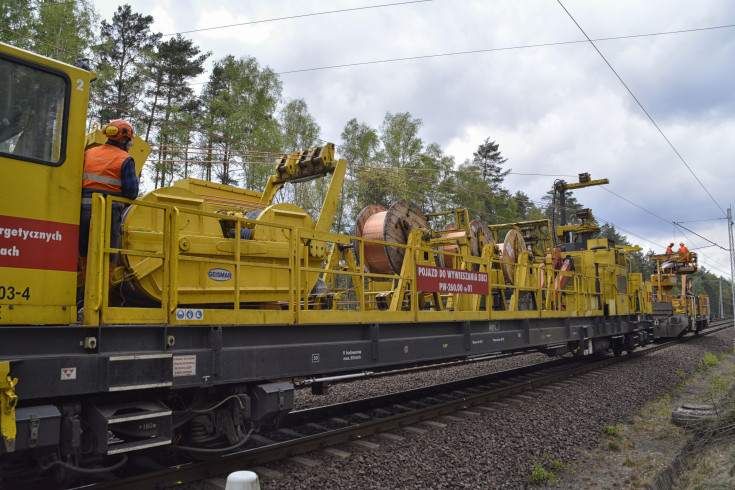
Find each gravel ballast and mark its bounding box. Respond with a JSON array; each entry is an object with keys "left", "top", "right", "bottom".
[{"left": 257, "top": 330, "right": 734, "bottom": 489}]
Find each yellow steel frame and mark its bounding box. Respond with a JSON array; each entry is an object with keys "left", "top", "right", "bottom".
[
  {"left": 0, "top": 362, "right": 18, "bottom": 453},
  {"left": 81, "top": 190, "right": 650, "bottom": 326},
  {"left": 0, "top": 42, "right": 93, "bottom": 325}
]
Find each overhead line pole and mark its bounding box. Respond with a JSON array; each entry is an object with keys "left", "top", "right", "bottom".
[{"left": 728, "top": 207, "right": 735, "bottom": 348}]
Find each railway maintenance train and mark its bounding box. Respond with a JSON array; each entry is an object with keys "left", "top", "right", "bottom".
[
  {"left": 0, "top": 41, "right": 709, "bottom": 483},
  {"left": 648, "top": 250, "right": 710, "bottom": 337}
]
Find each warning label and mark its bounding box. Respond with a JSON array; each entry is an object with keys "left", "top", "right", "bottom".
[
  {"left": 61, "top": 367, "right": 76, "bottom": 380},
  {"left": 416, "top": 264, "right": 488, "bottom": 295},
  {"left": 173, "top": 355, "right": 197, "bottom": 377},
  {"left": 176, "top": 308, "right": 204, "bottom": 321}
]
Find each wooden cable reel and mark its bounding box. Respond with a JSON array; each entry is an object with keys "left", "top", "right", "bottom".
[
  {"left": 354, "top": 200, "right": 429, "bottom": 275},
  {"left": 471, "top": 220, "right": 494, "bottom": 254},
  {"left": 499, "top": 229, "right": 526, "bottom": 284},
  {"left": 438, "top": 223, "right": 467, "bottom": 269}
]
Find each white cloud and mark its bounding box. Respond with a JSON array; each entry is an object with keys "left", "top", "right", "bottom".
[{"left": 194, "top": 7, "right": 274, "bottom": 44}]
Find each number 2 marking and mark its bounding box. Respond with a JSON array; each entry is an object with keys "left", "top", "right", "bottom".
[{"left": 76, "top": 79, "right": 84, "bottom": 91}]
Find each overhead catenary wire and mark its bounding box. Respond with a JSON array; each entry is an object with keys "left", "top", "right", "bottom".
[
  {"left": 162, "top": 0, "right": 434, "bottom": 37},
  {"left": 555, "top": 0, "right": 726, "bottom": 217},
  {"left": 275, "top": 23, "right": 735, "bottom": 75},
  {"left": 674, "top": 222, "right": 729, "bottom": 251},
  {"left": 601, "top": 186, "right": 728, "bottom": 252}
]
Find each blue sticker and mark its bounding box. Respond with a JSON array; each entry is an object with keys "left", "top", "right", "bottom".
[{"left": 208, "top": 268, "right": 233, "bottom": 281}]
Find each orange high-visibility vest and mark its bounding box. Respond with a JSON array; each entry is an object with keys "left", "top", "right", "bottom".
[{"left": 82, "top": 144, "right": 128, "bottom": 194}]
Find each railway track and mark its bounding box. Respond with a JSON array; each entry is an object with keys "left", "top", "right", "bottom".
[{"left": 83, "top": 320, "right": 733, "bottom": 489}]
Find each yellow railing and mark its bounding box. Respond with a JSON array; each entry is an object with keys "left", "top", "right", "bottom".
[{"left": 82, "top": 196, "right": 640, "bottom": 326}]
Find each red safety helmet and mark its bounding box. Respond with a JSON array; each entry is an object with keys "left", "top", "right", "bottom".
[{"left": 103, "top": 119, "right": 135, "bottom": 141}]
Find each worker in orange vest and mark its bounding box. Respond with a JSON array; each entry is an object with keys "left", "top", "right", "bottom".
[
  {"left": 665, "top": 242, "right": 674, "bottom": 254},
  {"left": 678, "top": 242, "right": 690, "bottom": 265},
  {"left": 78, "top": 119, "right": 139, "bottom": 290}
]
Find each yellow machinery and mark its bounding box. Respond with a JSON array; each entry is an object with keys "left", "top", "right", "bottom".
[
  {"left": 121, "top": 145, "right": 345, "bottom": 305},
  {"left": 648, "top": 249, "right": 709, "bottom": 335},
  {"left": 649, "top": 250, "right": 698, "bottom": 306},
  {"left": 0, "top": 41, "right": 151, "bottom": 326},
  {"left": 0, "top": 44, "right": 94, "bottom": 325}
]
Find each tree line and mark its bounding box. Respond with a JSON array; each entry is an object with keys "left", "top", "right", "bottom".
[{"left": 4, "top": 1, "right": 732, "bottom": 308}]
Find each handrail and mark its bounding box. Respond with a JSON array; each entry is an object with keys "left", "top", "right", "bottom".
[{"left": 85, "top": 195, "right": 646, "bottom": 324}]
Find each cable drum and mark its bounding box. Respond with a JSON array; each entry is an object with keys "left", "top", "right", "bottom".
[
  {"left": 353, "top": 205, "right": 388, "bottom": 273},
  {"left": 122, "top": 186, "right": 320, "bottom": 305},
  {"left": 438, "top": 223, "right": 467, "bottom": 269},
  {"left": 223, "top": 210, "right": 262, "bottom": 239},
  {"left": 354, "top": 200, "right": 429, "bottom": 275},
  {"left": 500, "top": 229, "right": 527, "bottom": 284}
]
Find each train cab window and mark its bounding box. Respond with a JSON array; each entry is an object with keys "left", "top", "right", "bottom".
[{"left": 0, "top": 56, "right": 68, "bottom": 166}]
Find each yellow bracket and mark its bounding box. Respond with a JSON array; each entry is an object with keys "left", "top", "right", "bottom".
[{"left": 0, "top": 361, "right": 18, "bottom": 453}]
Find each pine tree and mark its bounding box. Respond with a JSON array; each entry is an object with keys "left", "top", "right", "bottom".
[
  {"left": 91, "top": 5, "right": 160, "bottom": 124},
  {"left": 143, "top": 35, "right": 209, "bottom": 188}
]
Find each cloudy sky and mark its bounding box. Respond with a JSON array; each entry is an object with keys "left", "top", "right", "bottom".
[{"left": 91, "top": 0, "right": 735, "bottom": 278}]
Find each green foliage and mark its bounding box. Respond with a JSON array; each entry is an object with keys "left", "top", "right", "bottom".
[
  {"left": 544, "top": 453, "right": 572, "bottom": 473},
  {"left": 338, "top": 113, "right": 457, "bottom": 227},
  {"left": 658, "top": 393, "right": 672, "bottom": 416},
  {"left": 707, "top": 372, "right": 728, "bottom": 402},
  {"left": 701, "top": 352, "right": 720, "bottom": 368},
  {"left": 278, "top": 98, "right": 323, "bottom": 220},
  {"left": 2, "top": 0, "right": 98, "bottom": 65},
  {"left": 195, "top": 54, "right": 282, "bottom": 189},
  {"left": 0, "top": 0, "right": 36, "bottom": 48},
  {"left": 529, "top": 454, "right": 571, "bottom": 485},
  {"left": 91, "top": 5, "right": 160, "bottom": 124},
  {"left": 145, "top": 35, "right": 209, "bottom": 187},
  {"left": 603, "top": 424, "right": 621, "bottom": 437},
  {"left": 529, "top": 462, "right": 559, "bottom": 485}
]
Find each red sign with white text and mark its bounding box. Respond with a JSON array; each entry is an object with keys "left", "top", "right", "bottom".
[
  {"left": 0, "top": 215, "right": 78, "bottom": 272},
  {"left": 416, "top": 265, "right": 488, "bottom": 295}
]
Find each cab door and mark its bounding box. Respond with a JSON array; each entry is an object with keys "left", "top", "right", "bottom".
[{"left": 0, "top": 43, "right": 93, "bottom": 324}]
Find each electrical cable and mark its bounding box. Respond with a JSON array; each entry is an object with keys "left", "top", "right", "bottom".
[
  {"left": 174, "top": 426, "right": 255, "bottom": 453},
  {"left": 276, "top": 24, "right": 735, "bottom": 75},
  {"left": 38, "top": 455, "right": 128, "bottom": 475},
  {"left": 600, "top": 187, "right": 728, "bottom": 251},
  {"left": 555, "top": 0, "right": 726, "bottom": 217},
  {"left": 163, "top": 0, "right": 434, "bottom": 37}
]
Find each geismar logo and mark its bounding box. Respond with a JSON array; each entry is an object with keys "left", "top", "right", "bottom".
[{"left": 208, "top": 268, "right": 232, "bottom": 281}]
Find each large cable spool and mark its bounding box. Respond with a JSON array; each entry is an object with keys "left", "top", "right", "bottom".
[
  {"left": 439, "top": 223, "right": 469, "bottom": 269},
  {"left": 122, "top": 186, "right": 321, "bottom": 304},
  {"left": 470, "top": 220, "right": 492, "bottom": 255},
  {"left": 353, "top": 205, "right": 388, "bottom": 273},
  {"left": 500, "top": 229, "right": 527, "bottom": 284},
  {"left": 354, "top": 200, "right": 429, "bottom": 274}
]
